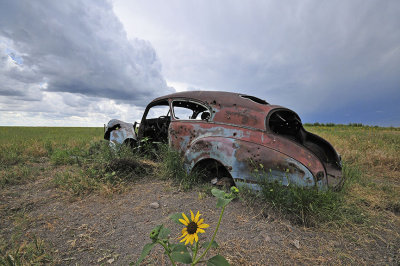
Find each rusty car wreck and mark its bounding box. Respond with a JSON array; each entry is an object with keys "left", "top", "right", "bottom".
[{"left": 104, "top": 91, "right": 343, "bottom": 191}]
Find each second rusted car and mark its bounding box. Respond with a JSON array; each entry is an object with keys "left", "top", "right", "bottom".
[{"left": 106, "top": 91, "right": 343, "bottom": 191}]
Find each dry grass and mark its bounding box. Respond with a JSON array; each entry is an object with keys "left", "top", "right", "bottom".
[
  {"left": 304, "top": 125, "right": 400, "bottom": 263},
  {"left": 0, "top": 125, "right": 399, "bottom": 264}
]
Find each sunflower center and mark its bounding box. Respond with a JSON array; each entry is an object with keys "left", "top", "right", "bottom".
[{"left": 187, "top": 221, "right": 198, "bottom": 234}]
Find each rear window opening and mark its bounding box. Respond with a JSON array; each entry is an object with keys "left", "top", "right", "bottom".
[
  {"left": 268, "top": 110, "right": 302, "bottom": 141},
  {"left": 240, "top": 95, "right": 269, "bottom": 105},
  {"left": 267, "top": 109, "right": 341, "bottom": 168}
]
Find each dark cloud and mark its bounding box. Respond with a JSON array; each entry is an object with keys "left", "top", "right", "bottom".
[
  {"left": 1, "top": 0, "right": 399, "bottom": 126},
  {"left": 0, "top": 0, "right": 173, "bottom": 105},
  {"left": 116, "top": 0, "right": 400, "bottom": 125}
]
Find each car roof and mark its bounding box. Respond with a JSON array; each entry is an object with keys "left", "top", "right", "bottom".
[
  {"left": 152, "top": 91, "right": 283, "bottom": 130},
  {"left": 153, "top": 91, "right": 270, "bottom": 110}
]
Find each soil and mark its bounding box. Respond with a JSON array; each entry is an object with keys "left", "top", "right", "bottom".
[{"left": 1, "top": 166, "right": 399, "bottom": 265}]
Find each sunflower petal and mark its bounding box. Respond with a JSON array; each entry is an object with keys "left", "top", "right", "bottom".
[
  {"left": 198, "top": 223, "right": 209, "bottom": 229},
  {"left": 198, "top": 218, "right": 204, "bottom": 225},
  {"left": 182, "top": 213, "right": 190, "bottom": 224},
  {"left": 194, "top": 233, "right": 198, "bottom": 242},
  {"left": 179, "top": 219, "right": 188, "bottom": 226},
  {"left": 190, "top": 235, "right": 194, "bottom": 245},
  {"left": 179, "top": 230, "right": 188, "bottom": 238},
  {"left": 180, "top": 235, "right": 188, "bottom": 242},
  {"left": 182, "top": 228, "right": 187, "bottom": 234},
  {"left": 185, "top": 236, "right": 190, "bottom": 245},
  {"left": 194, "top": 211, "right": 201, "bottom": 223},
  {"left": 190, "top": 210, "right": 194, "bottom": 221},
  {"left": 198, "top": 228, "right": 205, "bottom": 233}
]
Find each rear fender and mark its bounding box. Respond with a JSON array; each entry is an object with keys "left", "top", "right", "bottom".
[{"left": 183, "top": 137, "right": 325, "bottom": 190}]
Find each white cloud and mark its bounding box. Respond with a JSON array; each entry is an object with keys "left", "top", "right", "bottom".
[{"left": 0, "top": 0, "right": 176, "bottom": 126}]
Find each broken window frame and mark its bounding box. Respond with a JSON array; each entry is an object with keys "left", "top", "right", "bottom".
[
  {"left": 138, "top": 99, "right": 171, "bottom": 142},
  {"left": 171, "top": 99, "right": 212, "bottom": 122}
]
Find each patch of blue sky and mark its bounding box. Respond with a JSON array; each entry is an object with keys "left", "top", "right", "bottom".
[{"left": 5, "top": 47, "right": 23, "bottom": 65}]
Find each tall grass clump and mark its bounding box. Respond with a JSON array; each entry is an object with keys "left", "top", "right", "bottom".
[
  {"left": 0, "top": 235, "right": 52, "bottom": 265},
  {"left": 52, "top": 140, "right": 154, "bottom": 195},
  {"left": 259, "top": 179, "right": 343, "bottom": 226},
  {"left": 89, "top": 141, "right": 153, "bottom": 179},
  {"left": 249, "top": 160, "right": 369, "bottom": 227},
  {"left": 158, "top": 144, "right": 199, "bottom": 190},
  {"left": 0, "top": 166, "right": 34, "bottom": 188}
]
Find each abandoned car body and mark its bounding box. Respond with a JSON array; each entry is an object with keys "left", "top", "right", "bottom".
[
  {"left": 104, "top": 119, "right": 137, "bottom": 148},
  {"left": 105, "top": 91, "right": 343, "bottom": 191}
]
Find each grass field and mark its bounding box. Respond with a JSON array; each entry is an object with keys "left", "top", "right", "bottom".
[{"left": 0, "top": 125, "right": 399, "bottom": 264}]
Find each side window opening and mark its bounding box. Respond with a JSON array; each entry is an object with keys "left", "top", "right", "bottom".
[
  {"left": 172, "top": 100, "right": 210, "bottom": 121},
  {"left": 140, "top": 100, "right": 171, "bottom": 142}
]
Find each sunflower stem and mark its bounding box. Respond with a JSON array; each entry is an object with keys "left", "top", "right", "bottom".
[
  {"left": 192, "top": 206, "right": 225, "bottom": 265},
  {"left": 193, "top": 240, "right": 199, "bottom": 261},
  {"left": 157, "top": 240, "right": 176, "bottom": 266}
]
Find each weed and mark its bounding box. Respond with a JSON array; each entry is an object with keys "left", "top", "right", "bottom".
[
  {"left": 0, "top": 235, "right": 52, "bottom": 265},
  {"left": 258, "top": 179, "right": 344, "bottom": 226},
  {"left": 50, "top": 140, "right": 156, "bottom": 195},
  {"left": 50, "top": 149, "right": 76, "bottom": 165},
  {"left": 54, "top": 170, "right": 99, "bottom": 196},
  {"left": 44, "top": 140, "right": 54, "bottom": 156},
  {"left": 0, "top": 166, "right": 34, "bottom": 188},
  {"left": 157, "top": 144, "right": 200, "bottom": 190}
]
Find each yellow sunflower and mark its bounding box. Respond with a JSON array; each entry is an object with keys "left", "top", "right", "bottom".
[{"left": 179, "top": 210, "right": 209, "bottom": 245}]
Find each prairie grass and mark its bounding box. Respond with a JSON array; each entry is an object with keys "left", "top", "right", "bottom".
[
  {"left": 305, "top": 125, "right": 400, "bottom": 217},
  {"left": 0, "top": 125, "right": 399, "bottom": 263},
  {"left": 1, "top": 209, "right": 53, "bottom": 265},
  {"left": 0, "top": 127, "right": 103, "bottom": 166}
]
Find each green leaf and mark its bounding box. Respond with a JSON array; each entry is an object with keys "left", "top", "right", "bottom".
[
  {"left": 201, "top": 240, "right": 219, "bottom": 249},
  {"left": 169, "top": 213, "right": 183, "bottom": 224},
  {"left": 207, "top": 255, "right": 230, "bottom": 266},
  {"left": 211, "top": 188, "right": 225, "bottom": 199},
  {"left": 216, "top": 197, "right": 232, "bottom": 208},
  {"left": 171, "top": 250, "right": 192, "bottom": 264},
  {"left": 158, "top": 227, "right": 171, "bottom": 239},
  {"left": 171, "top": 244, "right": 188, "bottom": 253},
  {"left": 136, "top": 242, "right": 155, "bottom": 265}
]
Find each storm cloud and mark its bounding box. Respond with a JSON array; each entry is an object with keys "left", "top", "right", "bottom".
[
  {"left": 115, "top": 0, "right": 400, "bottom": 126},
  {"left": 1, "top": 0, "right": 399, "bottom": 126},
  {"left": 0, "top": 0, "right": 172, "bottom": 106}
]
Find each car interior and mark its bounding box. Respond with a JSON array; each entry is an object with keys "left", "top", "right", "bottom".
[{"left": 139, "top": 100, "right": 171, "bottom": 143}]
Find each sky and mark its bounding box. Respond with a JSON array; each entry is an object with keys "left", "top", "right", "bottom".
[{"left": 0, "top": 0, "right": 399, "bottom": 127}]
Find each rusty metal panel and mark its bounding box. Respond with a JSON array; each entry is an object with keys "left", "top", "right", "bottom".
[
  {"left": 169, "top": 120, "right": 328, "bottom": 190},
  {"left": 107, "top": 91, "right": 343, "bottom": 191}
]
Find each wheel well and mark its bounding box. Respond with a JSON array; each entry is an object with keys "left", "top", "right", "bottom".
[{"left": 191, "top": 159, "right": 235, "bottom": 186}]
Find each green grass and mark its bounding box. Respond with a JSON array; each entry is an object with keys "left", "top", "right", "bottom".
[
  {"left": 0, "top": 127, "right": 155, "bottom": 195},
  {"left": 0, "top": 127, "right": 103, "bottom": 167},
  {"left": 0, "top": 235, "right": 52, "bottom": 266},
  {"left": 157, "top": 144, "right": 201, "bottom": 190},
  {"left": 0, "top": 210, "right": 52, "bottom": 265},
  {"left": 1, "top": 126, "right": 399, "bottom": 242}
]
